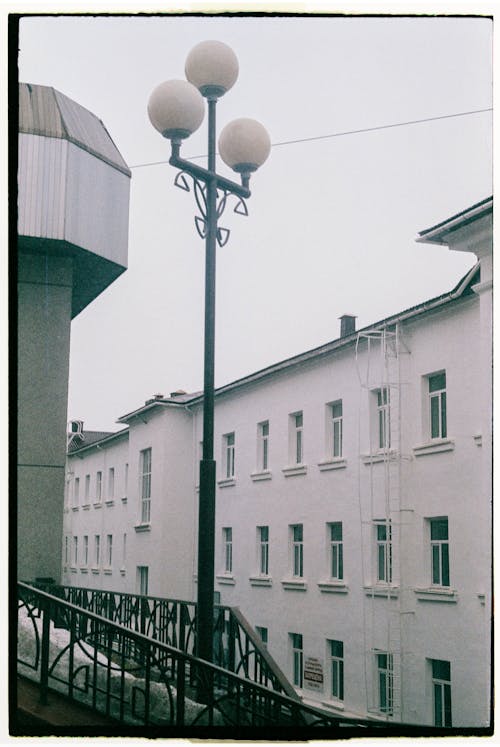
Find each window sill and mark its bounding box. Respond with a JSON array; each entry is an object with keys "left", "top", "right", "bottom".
[
  {"left": 80, "top": 567, "right": 88, "bottom": 574},
  {"left": 318, "top": 580, "right": 348, "bottom": 594},
  {"left": 282, "top": 464, "right": 307, "bottom": 477},
  {"left": 281, "top": 578, "right": 307, "bottom": 591},
  {"left": 414, "top": 587, "right": 457, "bottom": 603},
  {"left": 318, "top": 458, "right": 347, "bottom": 472},
  {"left": 103, "top": 568, "right": 112, "bottom": 575},
  {"left": 134, "top": 523, "right": 151, "bottom": 533},
  {"left": 364, "top": 585, "right": 399, "bottom": 598},
  {"left": 71, "top": 506, "right": 79, "bottom": 512},
  {"left": 70, "top": 567, "right": 77, "bottom": 573},
  {"left": 93, "top": 502, "right": 102, "bottom": 509},
  {"left": 82, "top": 503, "right": 91, "bottom": 511},
  {"left": 121, "top": 497, "right": 128, "bottom": 504},
  {"left": 361, "top": 450, "right": 398, "bottom": 465},
  {"left": 474, "top": 434, "right": 482, "bottom": 447},
  {"left": 91, "top": 568, "right": 100, "bottom": 574},
  {"left": 217, "top": 477, "right": 236, "bottom": 488},
  {"left": 249, "top": 575, "right": 272, "bottom": 587},
  {"left": 105, "top": 500, "right": 115, "bottom": 507},
  {"left": 250, "top": 470, "right": 272, "bottom": 482},
  {"left": 320, "top": 699, "right": 345, "bottom": 712},
  {"left": 120, "top": 568, "right": 126, "bottom": 576},
  {"left": 216, "top": 573, "right": 235, "bottom": 585},
  {"left": 412, "top": 438, "right": 454, "bottom": 457}
]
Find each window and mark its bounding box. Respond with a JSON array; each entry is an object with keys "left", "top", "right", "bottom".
[
  {"left": 290, "top": 412, "right": 304, "bottom": 464},
  {"left": 106, "top": 534, "right": 113, "bottom": 567},
  {"left": 107, "top": 467, "right": 115, "bottom": 500},
  {"left": 73, "top": 477, "right": 80, "bottom": 507},
  {"left": 291, "top": 524, "right": 304, "bottom": 578},
  {"left": 223, "top": 527, "right": 233, "bottom": 573},
  {"left": 224, "top": 432, "right": 235, "bottom": 478},
  {"left": 122, "top": 533, "right": 127, "bottom": 567},
  {"left": 85, "top": 474, "right": 90, "bottom": 503},
  {"left": 96, "top": 471, "right": 102, "bottom": 503},
  {"left": 329, "top": 639, "right": 344, "bottom": 701},
  {"left": 429, "top": 372, "right": 447, "bottom": 439},
  {"left": 258, "top": 526, "right": 269, "bottom": 575},
  {"left": 137, "top": 565, "right": 149, "bottom": 596},
  {"left": 94, "top": 534, "right": 101, "bottom": 567},
  {"left": 258, "top": 421, "right": 270, "bottom": 471},
  {"left": 377, "top": 388, "right": 390, "bottom": 449},
  {"left": 83, "top": 535, "right": 89, "bottom": 566},
  {"left": 290, "top": 633, "right": 303, "bottom": 688},
  {"left": 376, "top": 522, "right": 392, "bottom": 583},
  {"left": 431, "top": 659, "right": 452, "bottom": 726},
  {"left": 124, "top": 463, "right": 129, "bottom": 499},
  {"left": 330, "top": 401, "right": 343, "bottom": 457},
  {"left": 329, "top": 522, "right": 343, "bottom": 580},
  {"left": 72, "top": 536, "right": 78, "bottom": 566},
  {"left": 430, "top": 518, "right": 449, "bottom": 587},
  {"left": 256, "top": 626, "right": 268, "bottom": 647},
  {"left": 377, "top": 652, "right": 393, "bottom": 714},
  {"left": 64, "top": 536, "right": 69, "bottom": 565},
  {"left": 140, "top": 448, "right": 152, "bottom": 523}
]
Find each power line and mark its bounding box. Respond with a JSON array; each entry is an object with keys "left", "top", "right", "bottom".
[{"left": 129, "top": 107, "right": 491, "bottom": 169}]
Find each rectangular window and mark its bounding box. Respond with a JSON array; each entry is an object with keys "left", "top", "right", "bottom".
[
  {"left": 329, "top": 639, "right": 344, "bottom": 701},
  {"left": 329, "top": 522, "right": 343, "bottom": 580},
  {"left": 224, "top": 432, "right": 235, "bottom": 478},
  {"left": 137, "top": 566, "right": 149, "bottom": 596},
  {"left": 291, "top": 524, "right": 304, "bottom": 578},
  {"left": 258, "top": 421, "right": 270, "bottom": 471},
  {"left": 432, "top": 659, "right": 452, "bottom": 727},
  {"left": 430, "top": 518, "right": 450, "bottom": 587},
  {"left": 429, "top": 372, "right": 447, "bottom": 439},
  {"left": 72, "top": 536, "right": 78, "bottom": 566},
  {"left": 291, "top": 412, "right": 304, "bottom": 464},
  {"left": 106, "top": 534, "right": 113, "bottom": 567},
  {"left": 258, "top": 525, "right": 269, "bottom": 575},
  {"left": 96, "top": 471, "right": 102, "bottom": 503},
  {"left": 376, "top": 522, "right": 392, "bottom": 583},
  {"left": 256, "top": 626, "right": 268, "bottom": 647},
  {"left": 85, "top": 474, "right": 90, "bottom": 502},
  {"left": 73, "top": 477, "right": 80, "bottom": 507},
  {"left": 108, "top": 467, "right": 115, "bottom": 500},
  {"left": 377, "top": 652, "right": 393, "bottom": 714},
  {"left": 377, "top": 388, "right": 391, "bottom": 449},
  {"left": 290, "top": 633, "right": 303, "bottom": 688},
  {"left": 64, "top": 536, "right": 69, "bottom": 565},
  {"left": 122, "top": 533, "right": 127, "bottom": 567},
  {"left": 331, "top": 401, "right": 343, "bottom": 458},
  {"left": 83, "top": 535, "right": 88, "bottom": 566},
  {"left": 140, "top": 448, "right": 152, "bottom": 523},
  {"left": 223, "top": 527, "right": 233, "bottom": 573},
  {"left": 124, "top": 463, "right": 129, "bottom": 499},
  {"left": 94, "top": 534, "right": 101, "bottom": 567}
]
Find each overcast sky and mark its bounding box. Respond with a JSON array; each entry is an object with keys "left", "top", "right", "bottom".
[{"left": 17, "top": 11, "right": 493, "bottom": 432}]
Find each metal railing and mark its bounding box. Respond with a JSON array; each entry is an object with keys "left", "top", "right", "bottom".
[
  {"left": 31, "top": 583, "right": 296, "bottom": 699},
  {"left": 18, "top": 582, "right": 383, "bottom": 732}
]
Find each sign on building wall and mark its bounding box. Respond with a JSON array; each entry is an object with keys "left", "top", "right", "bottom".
[{"left": 303, "top": 656, "right": 324, "bottom": 692}]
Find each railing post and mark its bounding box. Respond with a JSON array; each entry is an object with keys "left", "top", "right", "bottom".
[
  {"left": 39, "top": 596, "right": 51, "bottom": 705},
  {"left": 176, "top": 656, "right": 186, "bottom": 726}
]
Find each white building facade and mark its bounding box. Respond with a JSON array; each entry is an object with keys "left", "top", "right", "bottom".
[{"left": 63, "top": 198, "right": 492, "bottom": 728}]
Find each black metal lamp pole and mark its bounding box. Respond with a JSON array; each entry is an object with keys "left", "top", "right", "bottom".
[{"left": 148, "top": 41, "right": 270, "bottom": 669}]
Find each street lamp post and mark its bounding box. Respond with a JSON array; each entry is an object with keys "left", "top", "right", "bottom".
[{"left": 148, "top": 41, "right": 270, "bottom": 666}]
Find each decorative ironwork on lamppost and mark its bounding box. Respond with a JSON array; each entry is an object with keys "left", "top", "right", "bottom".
[{"left": 148, "top": 41, "right": 270, "bottom": 667}]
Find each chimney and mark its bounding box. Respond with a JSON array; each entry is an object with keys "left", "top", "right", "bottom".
[
  {"left": 170, "top": 389, "right": 187, "bottom": 397},
  {"left": 339, "top": 314, "right": 356, "bottom": 337}
]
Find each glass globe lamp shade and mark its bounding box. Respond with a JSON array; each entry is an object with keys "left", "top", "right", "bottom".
[
  {"left": 185, "top": 40, "right": 239, "bottom": 97},
  {"left": 218, "top": 118, "right": 271, "bottom": 173},
  {"left": 148, "top": 79, "right": 205, "bottom": 139}
]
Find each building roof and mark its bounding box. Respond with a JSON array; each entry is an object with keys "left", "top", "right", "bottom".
[
  {"left": 68, "top": 428, "right": 129, "bottom": 455},
  {"left": 416, "top": 196, "right": 492, "bottom": 244},
  {"left": 19, "top": 82, "right": 131, "bottom": 177}
]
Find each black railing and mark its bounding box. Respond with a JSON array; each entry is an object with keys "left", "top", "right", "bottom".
[
  {"left": 18, "top": 582, "right": 384, "bottom": 733},
  {"left": 33, "top": 583, "right": 296, "bottom": 699}
]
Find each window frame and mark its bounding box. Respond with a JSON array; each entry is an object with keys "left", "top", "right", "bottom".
[
  {"left": 82, "top": 535, "right": 89, "bottom": 567},
  {"left": 375, "top": 521, "right": 392, "bottom": 584},
  {"left": 223, "top": 527, "right": 233, "bottom": 574},
  {"left": 329, "top": 400, "right": 343, "bottom": 458},
  {"left": 428, "top": 371, "right": 447, "bottom": 440},
  {"left": 290, "top": 632, "right": 304, "bottom": 689},
  {"left": 105, "top": 534, "right": 113, "bottom": 568},
  {"left": 376, "top": 388, "right": 391, "bottom": 450},
  {"left": 430, "top": 517, "right": 450, "bottom": 587},
  {"left": 224, "top": 432, "right": 236, "bottom": 479},
  {"left": 95, "top": 471, "right": 102, "bottom": 503},
  {"left": 84, "top": 474, "right": 90, "bottom": 503},
  {"left": 137, "top": 565, "right": 149, "bottom": 596},
  {"left": 291, "top": 524, "right": 304, "bottom": 578},
  {"left": 328, "top": 639, "right": 344, "bottom": 701},
  {"left": 258, "top": 525, "right": 269, "bottom": 576},
  {"left": 107, "top": 467, "right": 115, "bottom": 500},
  {"left": 73, "top": 477, "right": 80, "bottom": 508},
  {"left": 94, "top": 534, "right": 101, "bottom": 567},
  {"left": 329, "top": 522, "right": 344, "bottom": 581},
  {"left": 72, "top": 536, "right": 78, "bottom": 567},
  {"left": 431, "top": 659, "right": 452, "bottom": 727},
  {"left": 140, "top": 447, "right": 152, "bottom": 524},
  {"left": 258, "top": 420, "right": 270, "bottom": 471},
  {"left": 376, "top": 651, "right": 394, "bottom": 715}
]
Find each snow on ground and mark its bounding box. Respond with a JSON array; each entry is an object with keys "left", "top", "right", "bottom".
[{"left": 17, "top": 602, "right": 219, "bottom": 725}]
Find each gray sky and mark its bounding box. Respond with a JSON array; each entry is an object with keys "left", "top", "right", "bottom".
[{"left": 17, "top": 11, "right": 492, "bottom": 432}]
